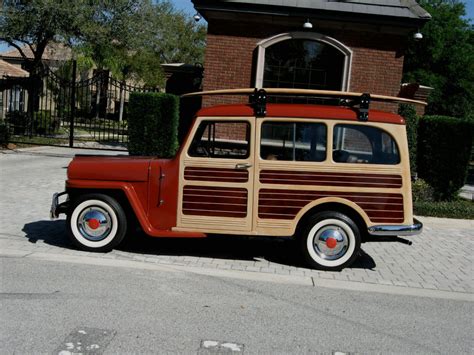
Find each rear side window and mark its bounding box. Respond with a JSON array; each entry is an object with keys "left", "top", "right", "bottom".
[
  {"left": 333, "top": 124, "right": 400, "bottom": 164},
  {"left": 261, "top": 122, "right": 327, "bottom": 162},
  {"left": 188, "top": 121, "right": 250, "bottom": 159}
]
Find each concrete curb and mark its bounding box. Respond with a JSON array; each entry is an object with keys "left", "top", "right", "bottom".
[
  {"left": 2, "top": 249, "right": 472, "bottom": 302},
  {"left": 0, "top": 146, "right": 127, "bottom": 158}
]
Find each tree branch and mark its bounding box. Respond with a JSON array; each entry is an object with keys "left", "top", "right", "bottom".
[
  {"left": 0, "top": 38, "right": 30, "bottom": 59},
  {"left": 16, "top": 39, "right": 35, "bottom": 55}
]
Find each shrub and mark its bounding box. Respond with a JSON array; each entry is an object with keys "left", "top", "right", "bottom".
[
  {"left": 412, "top": 178, "right": 434, "bottom": 203},
  {"left": 128, "top": 92, "right": 179, "bottom": 156},
  {"left": 34, "top": 110, "right": 60, "bottom": 134},
  {"left": 418, "top": 115, "right": 473, "bottom": 201},
  {"left": 0, "top": 122, "right": 10, "bottom": 146},
  {"left": 398, "top": 104, "right": 419, "bottom": 176},
  {"left": 414, "top": 200, "right": 474, "bottom": 219},
  {"left": 6, "top": 111, "right": 30, "bottom": 135}
]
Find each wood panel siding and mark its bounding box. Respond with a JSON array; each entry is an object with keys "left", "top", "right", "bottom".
[
  {"left": 260, "top": 170, "right": 402, "bottom": 188},
  {"left": 184, "top": 167, "right": 249, "bottom": 183},
  {"left": 258, "top": 189, "right": 404, "bottom": 223},
  {"left": 183, "top": 186, "right": 248, "bottom": 218}
]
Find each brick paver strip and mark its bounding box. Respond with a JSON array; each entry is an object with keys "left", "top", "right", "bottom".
[{"left": 0, "top": 147, "right": 473, "bottom": 294}]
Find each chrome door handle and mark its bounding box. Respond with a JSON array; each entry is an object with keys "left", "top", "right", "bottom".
[{"left": 235, "top": 163, "right": 252, "bottom": 170}]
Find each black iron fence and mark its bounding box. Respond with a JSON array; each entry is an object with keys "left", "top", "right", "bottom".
[{"left": 0, "top": 61, "right": 158, "bottom": 150}]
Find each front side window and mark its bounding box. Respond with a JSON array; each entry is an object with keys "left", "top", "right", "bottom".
[
  {"left": 188, "top": 121, "right": 250, "bottom": 159},
  {"left": 260, "top": 122, "right": 327, "bottom": 162},
  {"left": 333, "top": 124, "right": 400, "bottom": 164}
]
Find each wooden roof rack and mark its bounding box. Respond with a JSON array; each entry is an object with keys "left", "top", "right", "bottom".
[{"left": 182, "top": 88, "right": 427, "bottom": 121}]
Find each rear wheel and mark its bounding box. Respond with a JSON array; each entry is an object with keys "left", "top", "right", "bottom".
[
  {"left": 67, "top": 194, "right": 127, "bottom": 252},
  {"left": 300, "top": 211, "right": 361, "bottom": 271}
]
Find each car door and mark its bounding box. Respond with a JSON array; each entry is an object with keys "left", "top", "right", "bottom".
[
  {"left": 253, "top": 118, "right": 329, "bottom": 236},
  {"left": 176, "top": 117, "right": 255, "bottom": 233}
]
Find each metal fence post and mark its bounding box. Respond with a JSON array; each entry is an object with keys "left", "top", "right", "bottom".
[{"left": 69, "top": 60, "right": 77, "bottom": 148}]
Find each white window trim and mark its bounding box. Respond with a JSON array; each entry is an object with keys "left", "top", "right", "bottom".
[{"left": 255, "top": 32, "right": 353, "bottom": 91}]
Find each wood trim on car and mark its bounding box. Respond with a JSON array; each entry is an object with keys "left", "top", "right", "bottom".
[
  {"left": 175, "top": 116, "right": 414, "bottom": 237},
  {"left": 184, "top": 167, "right": 249, "bottom": 183},
  {"left": 260, "top": 170, "right": 403, "bottom": 188},
  {"left": 182, "top": 185, "right": 248, "bottom": 218},
  {"left": 258, "top": 188, "right": 404, "bottom": 223}
]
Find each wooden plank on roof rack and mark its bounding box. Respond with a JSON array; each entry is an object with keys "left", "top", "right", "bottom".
[{"left": 181, "top": 88, "right": 427, "bottom": 106}]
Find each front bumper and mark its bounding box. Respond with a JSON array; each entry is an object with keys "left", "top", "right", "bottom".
[
  {"left": 50, "top": 191, "right": 69, "bottom": 219},
  {"left": 367, "top": 218, "right": 423, "bottom": 237}
]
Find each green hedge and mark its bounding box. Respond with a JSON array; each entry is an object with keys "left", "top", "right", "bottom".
[
  {"left": 412, "top": 179, "right": 434, "bottom": 203},
  {"left": 5, "top": 110, "right": 60, "bottom": 135},
  {"left": 34, "top": 111, "right": 60, "bottom": 134},
  {"left": 414, "top": 200, "right": 474, "bottom": 219},
  {"left": 128, "top": 92, "right": 179, "bottom": 156},
  {"left": 0, "top": 122, "right": 9, "bottom": 146},
  {"left": 398, "top": 104, "right": 418, "bottom": 176},
  {"left": 6, "top": 111, "right": 29, "bottom": 135},
  {"left": 418, "top": 115, "right": 473, "bottom": 201}
]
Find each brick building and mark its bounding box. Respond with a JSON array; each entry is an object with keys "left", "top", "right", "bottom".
[{"left": 192, "top": 0, "right": 430, "bottom": 112}]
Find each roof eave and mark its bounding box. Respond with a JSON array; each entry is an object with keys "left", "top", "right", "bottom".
[{"left": 192, "top": 1, "right": 431, "bottom": 28}]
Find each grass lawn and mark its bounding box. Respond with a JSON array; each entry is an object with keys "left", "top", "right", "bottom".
[{"left": 9, "top": 135, "right": 69, "bottom": 146}]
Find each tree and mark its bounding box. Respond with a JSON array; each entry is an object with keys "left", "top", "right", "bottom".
[
  {"left": 71, "top": 1, "right": 206, "bottom": 120},
  {"left": 1, "top": 0, "right": 206, "bottom": 123},
  {"left": 0, "top": 0, "right": 94, "bottom": 74},
  {"left": 403, "top": 0, "right": 474, "bottom": 118},
  {"left": 76, "top": 1, "right": 206, "bottom": 87},
  {"left": 140, "top": 1, "right": 206, "bottom": 66},
  {"left": 0, "top": 0, "right": 206, "bottom": 79}
]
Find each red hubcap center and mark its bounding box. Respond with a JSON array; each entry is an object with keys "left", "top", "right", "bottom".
[
  {"left": 326, "top": 237, "right": 337, "bottom": 249},
  {"left": 88, "top": 218, "right": 100, "bottom": 230}
]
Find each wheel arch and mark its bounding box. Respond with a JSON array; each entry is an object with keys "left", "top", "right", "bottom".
[
  {"left": 67, "top": 187, "right": 140, "bottom": 231},
  {"left": 294, "top": 198, "right": 369, "bottom": 240}
]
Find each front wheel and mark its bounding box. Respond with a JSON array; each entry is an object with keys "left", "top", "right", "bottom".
[
  {"left": 67, "top": 194, "right": 127, "bottom": 252},
  {"left": 300, "top": 211, "right": 361, "bottom": 271}
]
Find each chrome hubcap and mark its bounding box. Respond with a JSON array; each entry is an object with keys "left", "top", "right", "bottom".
[
  {"left": 77, "top": 207, "right": 112, "bottom": 241},
  {"left": 313, "top": 225, "right": 349, "bottom": 260}
]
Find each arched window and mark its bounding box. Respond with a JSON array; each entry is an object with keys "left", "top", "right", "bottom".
[{"left": 255, "top": 32, "right": 352, "bottom": 91}]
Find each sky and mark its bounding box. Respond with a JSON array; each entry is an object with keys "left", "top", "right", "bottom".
[{"left": 0, "top": 0, "right": 472, "bottom": 53}]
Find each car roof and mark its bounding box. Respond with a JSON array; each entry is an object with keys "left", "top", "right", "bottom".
[{"left": 197, "top": 103, "right": 405, "bottom": 125}]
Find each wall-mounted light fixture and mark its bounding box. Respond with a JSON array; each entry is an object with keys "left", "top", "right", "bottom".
[
  {"left": 413, "top": 31, "right": 423, "bottom": 41},
  {"left": 303, "top": 19, "right": 313, "bottom": 29},
  {"left": 193, "top": 13, "right": 201, "bottom": 22}
]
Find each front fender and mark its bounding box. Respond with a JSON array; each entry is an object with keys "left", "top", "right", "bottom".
[{"left": 66, "top": 180, "right": 204, "bottom": 238}]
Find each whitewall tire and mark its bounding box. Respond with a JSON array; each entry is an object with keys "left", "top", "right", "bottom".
[
  {"left": 300, "top": 211, "right": 361, "bottom": 271},
  {"left": 67, "top": 194, "right": 127, "bottom": 252}
]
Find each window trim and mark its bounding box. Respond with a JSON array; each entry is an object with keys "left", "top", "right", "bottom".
[
  {"left": 187, "top": 120, "right": 252, "bottom": 160},
  {"left": 259, "top": 120, "right": 328, "bottom": 163},
  {"left": 255, "top": 32, "right": 353, "bottom": 91},
  {"left": 331, "top": 123, "right": 401, "bottom": 165}
]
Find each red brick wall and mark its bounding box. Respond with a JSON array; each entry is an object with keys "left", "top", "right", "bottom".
[
  {"left": 339, "top": 30, "right": 405, "bottom": 112},
  {"left": 202, "top": 20, "right": 406, "bottom": 113}
]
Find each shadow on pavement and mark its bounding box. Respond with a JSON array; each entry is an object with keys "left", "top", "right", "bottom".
[
  {"left": 22, "top": 220, "right": 376, "bottom": 271},
  {"left": 23, "top": 220, "right": 72, "bottom": 248}
]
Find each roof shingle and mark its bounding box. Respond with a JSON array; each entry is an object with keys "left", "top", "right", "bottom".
[
  {"left": 0, "top": 42, "right": 72, "bottom": 61},
  {"left": 0, "top": 59, "right": 28, "bottom": 77},
  {"left": 193, "top": 0, "right": 431, "bottom": 20}
]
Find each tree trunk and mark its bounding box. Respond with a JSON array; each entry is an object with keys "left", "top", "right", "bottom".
[{"left": 25, "top": 41, "right": 48, "bottom": 136}]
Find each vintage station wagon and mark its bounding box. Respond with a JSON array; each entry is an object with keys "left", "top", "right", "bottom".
[{"left": 51, "top": 89, "right": 423, "bottom": 270}]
